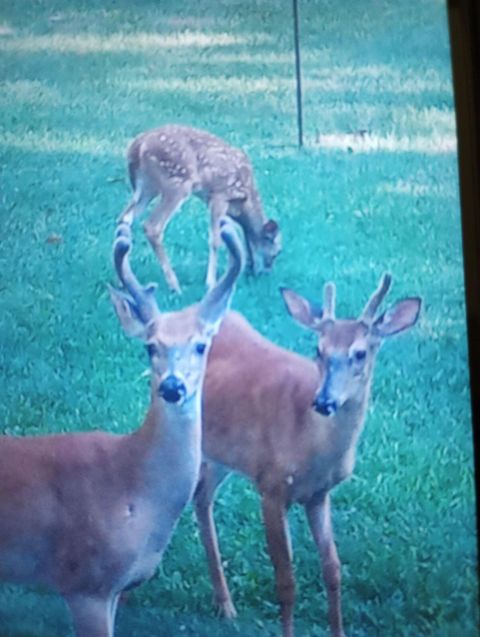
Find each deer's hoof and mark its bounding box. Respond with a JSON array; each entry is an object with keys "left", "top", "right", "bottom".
[
  {"left": 216, "top": 598, "right": 237, "bottom": 620},
  {"left": 167, "top": 277, "right": 182, "bottom": 295}
]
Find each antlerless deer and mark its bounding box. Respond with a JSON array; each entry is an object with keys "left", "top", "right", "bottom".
[
  {"left": 119, "top": 124, "right": 281, "bottom": 293},
  {"left": 0, "top": 219, "right": 243, "bottom": 637},
  {"left": 195, "top": 274, "right": 421, "bottom": 637}
]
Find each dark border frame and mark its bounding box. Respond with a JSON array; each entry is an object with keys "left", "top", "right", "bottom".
[{"left": 447, "top": 0, "right": 480, "bottom": 558}]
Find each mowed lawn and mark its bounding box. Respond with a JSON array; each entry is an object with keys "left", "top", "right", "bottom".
[{"left": 0, "top": 1, "right": 477, "bottom": 636}]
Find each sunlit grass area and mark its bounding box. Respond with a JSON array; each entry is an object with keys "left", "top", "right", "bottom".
[
  {"left": 0, "top": 0, "right": 477, "bottom": 636},
  {"left": 0, "top": 31, "right": 270, "bottom": 53}
]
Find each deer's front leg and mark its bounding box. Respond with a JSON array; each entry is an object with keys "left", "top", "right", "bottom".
[
  {"left": 206, "top": 196, "right": 229, "bottom": 290},
  {"left": 144, "top": 189, "right": 190, "bottom": 294},
  {"left": 261, "top": 495, "right": 295, "bottom": 637},
  {"left": 305, "top": 493, "right": 346, "bottom": 637},
  {"left": 66, "top": 593, "right": 119, "bottom": 637},
  {"left": 194, "top": 461, "right": 236, "bottom": 618}
]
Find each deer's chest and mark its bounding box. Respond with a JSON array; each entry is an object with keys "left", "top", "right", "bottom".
[
  {"left": 95, "top": 467, "right": 197, "bottom": 593},
  {"left": 112, "top": 489, "right": 191, "bottom": 591},
  {"left": 285, "top": 449, "right": 356, "bottom": 505}
]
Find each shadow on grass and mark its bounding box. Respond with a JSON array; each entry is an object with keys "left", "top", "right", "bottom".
[{"left": 0, "top": 584, "right": 283, "bottom": 637}]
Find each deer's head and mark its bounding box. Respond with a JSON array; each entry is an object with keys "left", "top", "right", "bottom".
[
  {"left": 281, "top": 274, "right": 421, "bottom": 417},
  {"left": 228, "top": 167, "right": 282, "bottom": 274},
  {"left": 256, "top": 218, "right": 282, "bottom": 272},
  {"left": 110, "top": 220, "right": 243, "bottom": 407}
]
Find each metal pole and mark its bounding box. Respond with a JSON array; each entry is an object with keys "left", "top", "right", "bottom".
[{"left": 292, "top": 0, "right": 304, "bottom": 147}]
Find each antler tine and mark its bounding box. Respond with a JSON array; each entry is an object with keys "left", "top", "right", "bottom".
[
  {"left": 113, "top": 222, "right": 158, "bottom": 324},
  {"left": 361, "top": 272, "right": 392, "bottom": 323},
  {"left": 220, "top": 217, "right": 244, "bottom": 281},
  {"left": 203, "top": 218, "right": 244, "bottom": 306},
  {"left": 323, "top": 282, "right": 336, "bottom": 320}
]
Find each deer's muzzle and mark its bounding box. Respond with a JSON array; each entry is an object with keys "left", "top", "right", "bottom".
[
  {"left": 158, "top": 375, "right": 187, "bottom": 404},
  {"left": 262, "top": 258, "right": 274, "bottom": 273},
  {"left": 312, "top": 396, "right": 338, "bottom": 416}
]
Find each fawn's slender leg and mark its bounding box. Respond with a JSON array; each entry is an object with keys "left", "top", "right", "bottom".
[
  {"left": 67, "top": 593, "right": 119, "bottom": 637},
  {"left": 261, "top": 495, "right": 295, "bottom": 637},
  {"left": 305, "top": 493, "right": 346, "bottom": 637},
  {"left": 143, "top": 188, "right": 191, "bottom": 293},
  {"left": 117, "top": 180, "right": 155, "bottom": 226},
  {"left": 117, "top": 198, "right": 146, "bottom": 226},
  {"left": 245, "top": 239, "right": 256, "bottom": 275},
  {"left": 206, "top": 196, "right": 229, "bottom": 290},
  {"left": 194, "top": 461, "right": 236, "bottom": 618}
]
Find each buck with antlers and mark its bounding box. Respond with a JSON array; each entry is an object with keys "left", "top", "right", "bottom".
[
  {"left": 118, "top": 124, "right": 281, "bottom": 293},
  {"left": 0, "top": 219, "right": 243, "bottom": 636},
  {"left": 195, "top": 273, "right": 421, "bottom": 637}
]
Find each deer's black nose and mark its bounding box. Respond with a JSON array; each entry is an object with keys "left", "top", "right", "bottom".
[
  {"left": 159, "top": 375, "right": 186, "bottom": 404},
  {"left": 312, "top": 397, "right": 337, "bottom": 416}
]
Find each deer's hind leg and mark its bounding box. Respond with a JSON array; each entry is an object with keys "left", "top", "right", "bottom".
[
  {"left": 117, "top": 177, "right": 156, "bottom": 227},
  {"left": 143, "top": 185, "right": 192, "bottom": 294},
  {"left": 194, "top": 461, "right": 236, "bottom": 618}
]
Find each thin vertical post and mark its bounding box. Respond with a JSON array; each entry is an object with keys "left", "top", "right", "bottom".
[{"left": 292, "top": 0, "right": 304, "bottom": 147}]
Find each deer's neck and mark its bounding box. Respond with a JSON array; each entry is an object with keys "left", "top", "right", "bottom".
[
  {"left": 132, "top": 391, "right": 202, "bottom": 513},
  {"left": 334, "top": 376, "right": 373, "bottom": 449},
  {"left": 237, "top": 202, "right": 265, "bottom": 243}
]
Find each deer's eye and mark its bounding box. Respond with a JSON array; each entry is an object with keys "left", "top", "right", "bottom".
[
  {"left": 146, "top": 344, "right": 158, "bottom": 359},
  {"left": 352, "top": 349, "right": 367, "bottom": 363},
  {"left": 195, "top": 342, "right": 207, "bottom": 355}
]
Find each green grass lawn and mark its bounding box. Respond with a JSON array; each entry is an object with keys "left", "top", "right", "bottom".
[{"left": 0, "top": 0, "right": 477, "bottom": 635}]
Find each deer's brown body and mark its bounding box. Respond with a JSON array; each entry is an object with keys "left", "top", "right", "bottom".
[
  {"left": 203, "top": 312, "right": 360, "bottom": 499},
  {"left": 0, "top": 219, "right": 243, "bottom": 636},
  {"left": 195, "top": 277, "right": 421, "bottom": 637},
  {"left": 119, "top": 124, "right": 281, "bottom": 293},
  {"left": 0, "top": 410, "right": 198, "bottom": 596}
]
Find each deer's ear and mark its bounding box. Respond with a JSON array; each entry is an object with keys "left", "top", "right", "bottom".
[
  {"left": 263, "top": 219, "right": 279, "bottom": 240},
  {"left": 109, "top": 285, "right": 150, "bottom": 340},
  {"left": 280, "top": 287, "right": 323, "bottom": 330},
  {"left": 372, "top": 297, "right": 421, "bottom": 338}
]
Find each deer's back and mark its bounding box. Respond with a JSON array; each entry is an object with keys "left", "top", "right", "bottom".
[{"left": 128, "top": 124, "right": 252, "bottom": 197}]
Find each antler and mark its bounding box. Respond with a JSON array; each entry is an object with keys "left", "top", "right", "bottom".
[
  {"left": 113, "top": 222, "right": 158, "bottom": 324},
  {"left": 199, "top": 217, "right": 244, "bottom": 325},
  {"left": 323, "top": 282, "right": 336, "bottom": 320},
  {"left": 360, "top": 272, "right": 392, "bottom": 323}
]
